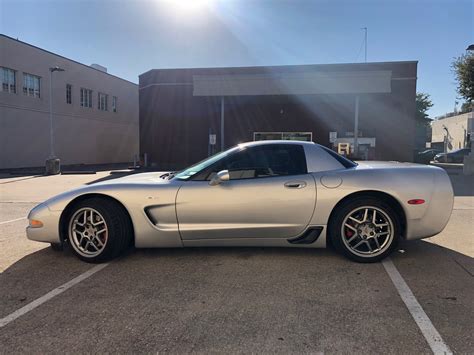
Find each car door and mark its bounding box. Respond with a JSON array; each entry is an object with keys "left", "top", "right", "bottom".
[{"left": 175, "top": 144, "right": 316, "bottom": 240}]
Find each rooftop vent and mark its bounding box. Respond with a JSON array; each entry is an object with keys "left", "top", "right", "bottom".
[{"left": 90, "top": 64, "right": 107, "bottom": 73}]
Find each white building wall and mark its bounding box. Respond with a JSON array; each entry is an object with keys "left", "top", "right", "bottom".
[
  {"left": 431, "top": 112, "right": 473, "bottom": 151},
  {"left": 0, "top": 35, "right": 139, "bottom": 169}
]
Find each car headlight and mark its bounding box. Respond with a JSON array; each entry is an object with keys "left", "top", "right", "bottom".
[{"left": 27, "top": 202, "right": 48, "bottom": 228}]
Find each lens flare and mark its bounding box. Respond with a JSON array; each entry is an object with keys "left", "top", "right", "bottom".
[{"left": 167, "top": 0, "right": 212, "bottom": 12}]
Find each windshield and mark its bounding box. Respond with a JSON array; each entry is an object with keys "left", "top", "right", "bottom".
[{"left": 173, "top": 146, "right": 241, "bottom": 180}]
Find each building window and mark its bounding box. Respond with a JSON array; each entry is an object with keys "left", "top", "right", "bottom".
[
  {"left": 80, "top": 88, "right": 92, "bottom": 108},
  {"left": 112, "top": 96, "right": 117, "bottom": 112},
  {"left": 98, "top": 92, "right": 108, "bottom": 111},
  {"left": 23, "top": 73, "right": 41, "bottom": 98},
  {"left": 1, "top": 67, "right": 16, "bottom": 93},
  {"left": 66, "top": 84, "right": 72, "bottom": 104}
]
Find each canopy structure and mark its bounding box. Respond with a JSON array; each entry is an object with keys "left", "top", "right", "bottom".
[
  {"left": 193, "top": 69, "right": 393, "bottom": 150},
  {"left": 139, "top": 61, "right": 418, "bottom": 168},
  {"left": 192, "top": 70, "right": 392, "bottom": 97}
]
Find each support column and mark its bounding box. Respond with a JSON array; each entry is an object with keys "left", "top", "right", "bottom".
[
  {"left": 220, "top": 96, "right": 225, "bottom": 151},
  {"left": 354, "top": 95, "right": 360, "bottom": 158}
]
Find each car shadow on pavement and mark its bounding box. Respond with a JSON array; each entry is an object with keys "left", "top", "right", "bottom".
[
  {"left": 0, "top": 245, "right": 92, "bottom": 317},
  {"left": 395, "top": 239, "right": 473, "bottom": 274},
  {"left": 0, "top": 174, "right": 43, "bottom": 183},
  {"left": 2, "top": 240, "right": 472, "bottom": 301},
  {"left": 0, "top": 245, "right": 337, "bottom": 317},
  {"left": 390, "top": 239, "right": 473, "bottom": 354},
  {"left": 84, "top": 170, "right": 139, "bottom": 185},
  {"left": 1, "top": 241, "right": 473, "bottom": 353}
]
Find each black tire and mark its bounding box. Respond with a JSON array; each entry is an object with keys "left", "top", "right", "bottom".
[
  {"left": 329, "top": 197, "right": 400, "bottom": 263},
  {"left": 50, "top": 242, "right": 63, "bottom": 251},
  {"left": 64, "top": 197, "right": 133, "bottom": 263}
]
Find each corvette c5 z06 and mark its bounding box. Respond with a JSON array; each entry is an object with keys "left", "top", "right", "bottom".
[{"left": 27, "top": 141, "right": 454, "bottom": 263}]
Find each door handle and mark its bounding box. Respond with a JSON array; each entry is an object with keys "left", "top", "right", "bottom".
[{"left": 284, "top": 181, "right": 307, "bottom": 189}]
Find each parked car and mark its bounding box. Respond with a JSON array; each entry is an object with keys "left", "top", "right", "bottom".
[
  {"left": 433, "top": 148, "right": 471, "bottom": 163},
  {"left": 27, "top": 141, "right": 454, "bottom": 263},
  {"left": 415, "top": 149, "right": 442, "bottom": 164}
]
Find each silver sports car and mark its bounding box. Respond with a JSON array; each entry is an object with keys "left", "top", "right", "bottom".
[{"left": 27, "top": 141, "right": 454, "bottom": 263}]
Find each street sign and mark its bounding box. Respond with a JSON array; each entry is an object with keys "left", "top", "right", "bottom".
[
  {"left": 209, "top": 134, "right": 217, "bottom": 145},
  {"left": 338, "top": 143, "right": 351, "bottom": 156}
]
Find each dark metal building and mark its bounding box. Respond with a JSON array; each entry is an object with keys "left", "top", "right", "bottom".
[{"left": 139, "top": 61, "right": 417, "bottom": 170}]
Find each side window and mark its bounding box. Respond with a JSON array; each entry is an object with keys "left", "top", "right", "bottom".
[
  {"left": 253, "top": 145, "right": 307, "bottom": 177},
  {"left": 223, "top": 150, "right": 257, "bottom": 180},
  {"left": 195, "top": 144, "right": 307, "bottom": 181}
]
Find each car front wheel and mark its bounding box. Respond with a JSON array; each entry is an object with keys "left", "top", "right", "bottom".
[
  {"left": 329, "top": 198, "right": 400, "bottom": 263},
  {"left": 66, "top": 197, "right": 132, "bottom": 263}
]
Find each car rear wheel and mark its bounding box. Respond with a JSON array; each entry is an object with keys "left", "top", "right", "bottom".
[
  {"left": 329, "top": 197, "right": 400, "bottom": 263},
  {"left": 66, "top": 197, "right": 132, "bottom": 263}
]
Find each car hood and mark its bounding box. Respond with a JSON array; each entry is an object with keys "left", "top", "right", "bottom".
[{"left": 42, "top": 171, "right": 178, "bottom": 211}]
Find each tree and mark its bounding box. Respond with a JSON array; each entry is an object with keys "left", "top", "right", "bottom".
[
  {"left": 415, "top": 92, "right": 433, "bottom": 126},
  {"left": 452, "top": 52, "right": 474, "bottom": 112}
]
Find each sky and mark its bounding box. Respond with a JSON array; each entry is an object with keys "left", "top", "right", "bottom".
[{"left": 1, "top": 0, "right": 472, "bottom": 117}]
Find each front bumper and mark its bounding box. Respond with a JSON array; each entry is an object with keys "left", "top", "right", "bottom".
[{"left": 26, "top": 203, "right": 62, "bottom": 244}]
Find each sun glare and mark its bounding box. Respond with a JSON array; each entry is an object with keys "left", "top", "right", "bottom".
[{"left": 168, "top": 0, "right": 212, "bottom": 12}]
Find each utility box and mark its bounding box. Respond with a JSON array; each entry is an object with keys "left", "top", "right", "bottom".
[{"left": 45, "top": 158, "right": 61, "bottom": 175}]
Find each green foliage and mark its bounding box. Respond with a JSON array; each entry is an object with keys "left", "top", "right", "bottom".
[
  {"left": 452, "top": 52, "right": 474, "bottom": 110},
  {"left": 460, "top": 101, "right": 472, "bottom": 114},
  {"left": 415, "top": 92, "right": 433, "bottom": 126}
]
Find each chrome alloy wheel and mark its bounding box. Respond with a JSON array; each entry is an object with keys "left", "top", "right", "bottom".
[
  {"left": 68, "top": 207, "right": 108, "bottom": 258},
  {"left": 341, "top": 206, "right": 394, "bottom": 258}
]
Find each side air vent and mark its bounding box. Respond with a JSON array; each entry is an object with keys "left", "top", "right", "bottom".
[
  {"left": 144, "top": 207, "right": 158, "bottom": 225},
  {"left": 287, "top": 227, "right": 323, "bottom": 244}
]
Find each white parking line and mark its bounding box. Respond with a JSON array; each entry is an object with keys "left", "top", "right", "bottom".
[
  {"left": 382, "top": 258, "right": 452, "bottom": 355},
  {"left": 0, "top": 263, "right": 109, "bottom": 328},
  {"left": 0, "top": 217, "right": 26, "bottom": 225}
]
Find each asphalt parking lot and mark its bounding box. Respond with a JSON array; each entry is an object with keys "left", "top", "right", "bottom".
[{"left": 0, "top": 170, "right": 473, "bottom": 354}]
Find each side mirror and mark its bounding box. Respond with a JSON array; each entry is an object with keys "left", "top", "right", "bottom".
[{"left": 209, "top": 170, "right": 230, "bottom": 186}]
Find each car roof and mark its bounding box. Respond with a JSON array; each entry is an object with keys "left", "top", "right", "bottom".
[{"left": 238, "top": 140, "right": 316, "bottom": 148}]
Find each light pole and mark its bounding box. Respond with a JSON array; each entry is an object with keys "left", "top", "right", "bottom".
[
  {"left": 361, "top": 27, "right": 368, "bottom": 62},
  {"left": 353, "top": 27, "right": 367, "bottom": 159},
  {"left": 354, "top": 95, "right": 360, "bottom": 158},
  {"left": 46, "top": 66, "right": 64, "bottom": 174},
  {"left": 49, "top": 66, "right": 64, "bottom": 158}
]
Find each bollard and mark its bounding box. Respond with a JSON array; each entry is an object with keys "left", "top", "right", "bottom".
[{"left": 45, "top": 158, "right": 61, "bottom": 175}]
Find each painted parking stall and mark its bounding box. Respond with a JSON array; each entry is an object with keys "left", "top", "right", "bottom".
[{"left": 0, "top": 170, "right": 472, "bottom": 352}]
